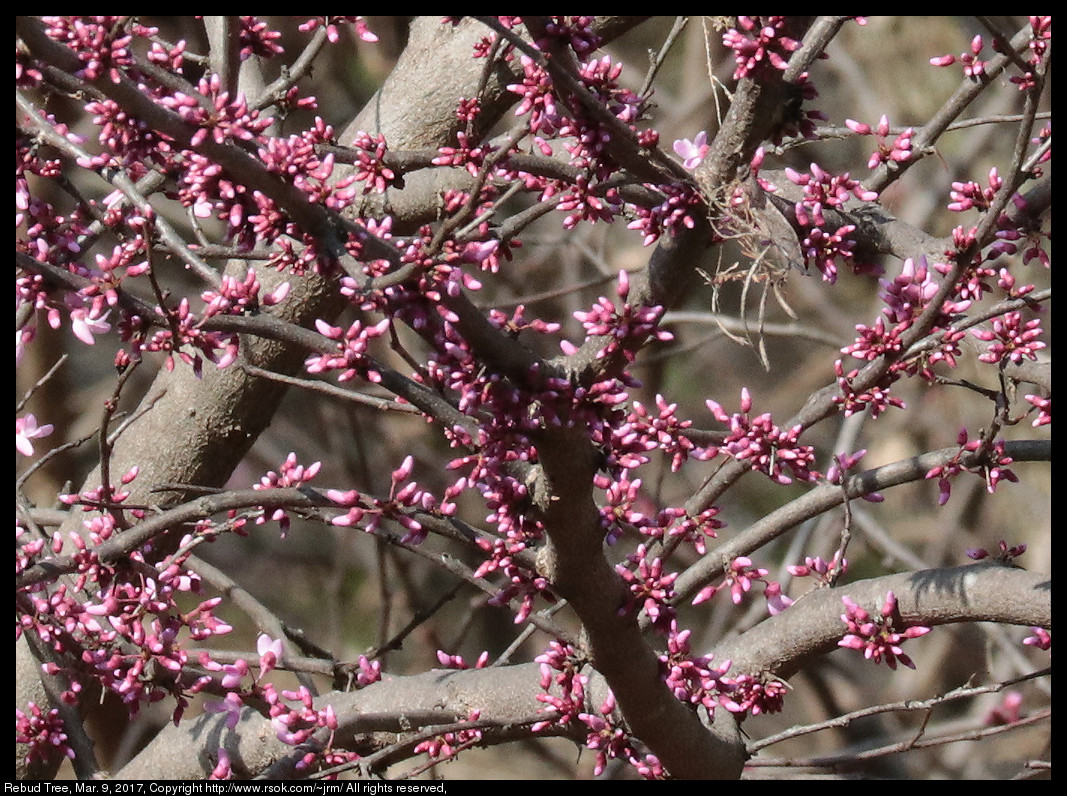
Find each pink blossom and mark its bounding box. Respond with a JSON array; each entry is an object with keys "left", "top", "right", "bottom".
[
  {"left": 68, "top": 299, "right": 112, "bottom": 345},
  {"left": 1024, "top": 394, "right": 1051, "bottom": 427},
  {"left": 673, "top": 131, "right": 708, "bottom": 169},
  {"left": 1023, "top": 627, "right": 1051, "bottom": 651},
  {"left": 204, "top": 692, "right": 245, "bottom": 730},
  {"left": 16, "top": 414, "right": 55, "bottom": 456},
  {"left": 615, "top": 544, "right": 678, "bottom": 632},
  {"left": 257, "top": 633, "right": 283, "bottom": 676},
  {"left": 209, "top": 748, "right": 232, "bottom": 780}
]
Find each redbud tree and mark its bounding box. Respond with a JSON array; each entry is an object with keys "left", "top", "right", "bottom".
[{"left": 16, "top": 16, "right": 1050, "bottom": 781}]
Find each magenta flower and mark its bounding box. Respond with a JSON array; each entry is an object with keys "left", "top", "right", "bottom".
[
  {"left": 352, "top": 655, "right": 381, "bottom": 687},
  {"left": 925, "top": 430, "right": 1018, "bottom": 505},
  {"left": 436, "top": 649, "right": 489, "bottom": 670}
]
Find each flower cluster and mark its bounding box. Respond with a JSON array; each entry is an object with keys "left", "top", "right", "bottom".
[
  {"left": 534, "top": 16, "right": 602, "bottom": 58},
  {"left": 833, "top": 359, "right": 905, "bottom": 419},
  {"left": 568, "top": 54, "right": 645, "bottom": 157},
  {"left": 626, "top": 394, "right": 708, "bottom": 473},
  {"left": 846, "top": 115, "right": 914, "bottom": 170},
  {"left": 783, "top": 162, "right": 878, "bottom": 283},
  {"left": 236, "top": 16, "right": 284, "bottom": 61},
  {"left": 626, "top": 182, "right": 703, "bottom": 247},
  {"left": 659, "top": 623, "right": 731, "bottom": 719},
  {"left": 298, "top": 16, "right": 378, "bottom": 45},
  {"left": 201, "top": 268, "right": 290, "bottom": 318},
  {"left": 577, "top": 693, "right": 637, "bottom": 777},
  {"left": 880, "top": 256, "right": 968, "bottom": 325},
  {"left": 332, "top": 454, "right": 458, "bottom": 547},
  {"left": 616, "top": 545, "right": 678, "bottom": 633},
  {"left": 657, "top": 506, "right": 726, "bottom": 556},
  {"left": 930, "top": 33, "right": 987, "bottom": 78},
  {"left": 253, "top": 453, "right": 321, "bottom": 535},
  {"left": 508, "top": 55, "right": 561, "bottom": 136},
  {"left": 925, "top": 429, "right": 1018, "bottom": 505},
  {"left": 1011, "top": 16, "right": 1051, "bottom": 90},
  {"left": 563, "top": 270, "right": 673, "bottom": 362},
  {"left": 41, "top": 16, "right": 148, "bottom": 83},
  {"left": 436, "top": 649, "right": 489, "bottom": 670},
  {"left": 18, "top": 505, "right": 236, "bottom": 727},
  {"left": 788, "top": 552, "right": 848, "bottom": 585},
  {"left": 349, "top": 131, "right": 399, "bottom": 194},
  {"left": 162, "top": 73, "right": 273, "bottom": 149},
  {"left": 499, "top": 39, "right": 692, "bottom": 247},
  {"left": 966, "top": 539, "right": 1026, "bottom": 564},
  {"left": 705, "top": 388, "right": 819, "bottom": 484},
  {"left": 841, "top": 255, "right": 971, "bottom": 384},
  {"left": 932, "top": 17, "right": 1050, "bottom": 91},
  {"left": 971, "top": 311, "right": 1045, "bottom": 365},
  {"left": 532, "top": 640, "right": 588, "bottom": 732},
  {"left": 721, "top": 17, "right": 801, "bottom": 80},
  {"left": 1024, "top": 393, "right": 1051, "bottom": 427},
  {"left": 305, "top": 317, "right": 389, "bottom": 383},
  {"left": 948, "top": 167, "right": 1002, "bottom": 213},
  {"left": 258, "top": 120, "right": 358, "bottom": 214},
  {"left": 693, "top": 556, "right": 772, "bottom": 608},
  {"left": 838, "top": 591, "right": 931, "bottom": 670},
  {"left": 122, "top": 297, "right": 240, "bottom": 376},
  {"left": 267, "top": 687, "right": 351, "bottom": 770},
  {"left": 15, "top": 703, "right": 75, "bottom": 768},
  {"left": 413, "top": 711, "right": 483, "bottom": 765},
  {"left": 432, "top": 130, "right": 491, "bottom": 176},
  {"left": 718, "top": 672, "right": 788, "bottom": 716},
  {"left": 533, "top": 640, "right": 670, "bottom": 779}
]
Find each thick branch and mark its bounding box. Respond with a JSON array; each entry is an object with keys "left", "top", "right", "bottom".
[{"left": 714, "top": 563, "right": 1050, "bottom": 682}]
